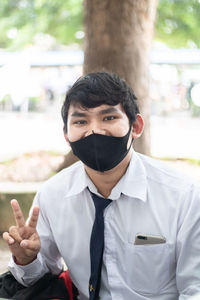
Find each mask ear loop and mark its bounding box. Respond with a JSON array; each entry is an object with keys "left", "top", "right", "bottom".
[{"left": 127, "top": 124, "right": 134, "bottom": 152}]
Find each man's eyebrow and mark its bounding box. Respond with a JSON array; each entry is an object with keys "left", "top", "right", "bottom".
[
  {"left": 70, "top": 111, "right": 87, "bottom": 117},
  {"left": 70, "top": 107, "right": 120, "bottom": 117},
  {"left": 98, "top": 107, "right": 119, "bottom": 115}
]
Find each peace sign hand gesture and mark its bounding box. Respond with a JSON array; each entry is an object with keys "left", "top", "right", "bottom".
[{"left": 3, "top": 199, "right": 41, "bottom": 265}]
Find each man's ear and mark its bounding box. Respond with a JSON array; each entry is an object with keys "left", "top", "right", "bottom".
[
  {"left": 64, "top": 132, "right": 70, "bottom": 146},
  {"left": 131, "top": 114, "right": 144, "bottom": 139}
]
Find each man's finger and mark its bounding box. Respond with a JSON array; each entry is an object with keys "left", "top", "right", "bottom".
[
  {"left": 11, "top": 199, "right": 25, "bottom": 228},
  {"left": 2, "top": 232, "right": 15, "bottom": 245},
  {"left": 28, "top": 206, "right": 40, "bottom": 229},
  {"left": 20, "top": 239, "right": 40, "bottom": 252},
  {"left": 9, "top": 226, "right": 23, "bottom": 244}
]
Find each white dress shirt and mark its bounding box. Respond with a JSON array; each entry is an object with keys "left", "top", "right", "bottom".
[{"left": 9, "top": 151, "right": 200, "bottom": 300}]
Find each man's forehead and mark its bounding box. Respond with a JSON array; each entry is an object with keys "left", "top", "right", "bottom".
[{"left": 68, "top": 103, "right": 124, "bottom": 115}]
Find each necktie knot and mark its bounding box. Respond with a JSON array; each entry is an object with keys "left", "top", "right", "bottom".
[{"left": 91, "top": 193, "right": 112, "bottom": 215}]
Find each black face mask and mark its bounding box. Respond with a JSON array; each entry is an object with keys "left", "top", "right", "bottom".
[{"left": 69, "top": 127, "right": 133, "bottom": 172}]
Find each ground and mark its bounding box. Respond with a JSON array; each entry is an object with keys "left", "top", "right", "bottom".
[{"left": 0, "top": 151, "right": 64, "bottom": 182}]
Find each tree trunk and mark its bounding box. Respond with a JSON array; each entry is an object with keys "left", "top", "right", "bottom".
[
  {"left": 84, "top": 0, "right": 157, "bottom": 155},
  {"left": 59, "top": 0, "right": 157, "bottom": 169}
]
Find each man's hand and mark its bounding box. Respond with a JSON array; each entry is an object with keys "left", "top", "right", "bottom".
[{"left": 2, "top": 199, "right": 40, "bottom": 265}]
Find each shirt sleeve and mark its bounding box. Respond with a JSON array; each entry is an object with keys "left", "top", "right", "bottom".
[
  {"left": 8, "top": 191, "right": 63, "bottom": 286},
  {"left": 176, "top": 184, "right": 200, "bottom": 299}
]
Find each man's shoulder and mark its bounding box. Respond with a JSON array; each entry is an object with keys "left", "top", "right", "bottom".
[
  {"left": 39, "top": 160, "right": 84, "bottom": 195},
  {"left": 136, "top": 152, "right": 197, "bottom": 191}
]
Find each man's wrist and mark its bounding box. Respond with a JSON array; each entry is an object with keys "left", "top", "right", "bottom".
[{"left": 13, "top": 255, "right": 37, "bottom": 266}]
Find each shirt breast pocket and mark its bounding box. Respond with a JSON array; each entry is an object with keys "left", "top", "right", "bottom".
[{"left": 124, "top": 242, "right": 173, "bottom": 294}]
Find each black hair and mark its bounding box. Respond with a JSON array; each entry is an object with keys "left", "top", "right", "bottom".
[{"left": 61, "top": 72, "right": 139, "bottom": 132}]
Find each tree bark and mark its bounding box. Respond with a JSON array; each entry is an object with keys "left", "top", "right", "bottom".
[
  {"left": 84, "top": 0, "right": 157, "bottom": 155},
  {"left": 57, "top": 150, "right": 79, "bottom": 172},
  {"left": 59, "top": 0, "right": 157, "bottom": 169}
]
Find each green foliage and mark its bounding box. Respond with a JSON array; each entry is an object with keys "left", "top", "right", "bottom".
[
  {"left": 1, "top": 0, "right": 200, "bottom": 50},
  {"left": 187, "top": 158, "right": 200, "bottom": 166},
  {"left": 156, "top": 0, "right": 200, "bottom": 48},
  {"left": 0, "top": 0, "right": 83, "bottom": 50}
]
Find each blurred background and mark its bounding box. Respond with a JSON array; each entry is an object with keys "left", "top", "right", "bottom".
[{"left": 0, "top": 0, "right": 200, "bottom": 271}]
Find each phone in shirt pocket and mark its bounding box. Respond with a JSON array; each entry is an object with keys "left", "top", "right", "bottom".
[
  {"left": 123, "top": 233, "right": 174, "bottom": 294},
  {"left": 134, "top": 233, "right": 166, "bottom": 245}
]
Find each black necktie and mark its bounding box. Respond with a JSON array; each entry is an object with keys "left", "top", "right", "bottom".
[{"left": 89, "top": 192, "right": 112, "bottom": 300}]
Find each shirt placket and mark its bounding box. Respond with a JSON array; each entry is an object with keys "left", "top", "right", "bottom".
[{"left": 103, "top": 203, "right": 123, "bottom": 300}]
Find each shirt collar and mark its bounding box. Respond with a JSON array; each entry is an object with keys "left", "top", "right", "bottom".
[
  {"left": 111, "top": 150, "right": 147, "bottom": 202},
  {"left": 65, "top": 150, "right": 147, "bottom": 202},
  {"left": 64, "top": 161, "right": 88, "bottom": 197}
]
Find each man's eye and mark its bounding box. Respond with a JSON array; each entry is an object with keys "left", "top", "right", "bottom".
[
  {"left": 104, "top": 116, "right": 116, "bottom": 121},
  {"left": 74, "top": 120, "right": 86, "bottom": 125}
]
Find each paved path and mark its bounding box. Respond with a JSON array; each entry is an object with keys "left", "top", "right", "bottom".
[
  {"left": 0, "top": 111, "right": 67, "bottom": 162},
  {"left": 150, "top": 113, "right": 200, "bottom": 159}
]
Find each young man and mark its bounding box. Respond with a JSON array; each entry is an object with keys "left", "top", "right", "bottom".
[{"left": 3, "top": 72, "right": 200, "bottom": 299}]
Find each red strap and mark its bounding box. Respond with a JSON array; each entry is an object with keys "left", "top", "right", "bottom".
[{"left": 58, "top": 270, "right": 73, "bottom": 300}]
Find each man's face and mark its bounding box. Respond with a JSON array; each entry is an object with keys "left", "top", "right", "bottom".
[{"left": 65, "top": 103, "right": 131, "bottom": 143}]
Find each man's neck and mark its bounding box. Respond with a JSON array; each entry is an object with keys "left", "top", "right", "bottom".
[{"left": 85, "top": 151, "right": 132, "bottom": 198}]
